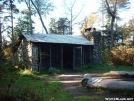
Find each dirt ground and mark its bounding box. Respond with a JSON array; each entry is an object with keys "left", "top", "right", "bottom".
[{"left": 53, "top": 71, "right": 133, "bottom": 100}]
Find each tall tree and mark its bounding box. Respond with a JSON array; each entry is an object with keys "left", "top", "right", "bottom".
[
  {"left": 24, "top": 0, "right": 33, "bottom": 34},
  {"left": 20, "top": 9, "right": 35, "bottom": 33},
  {"left": 49, "top": 17, "right": 70, "bottom": 35},
  {"left": 103, "top": 24, "right": 126, "bottom": 49},
  {"left": 56, "top": 18, "right": 70, "bottom": 35},
  {"left": 129, "top": 16, "right": 134, "bottom": 31},
  {"left": 0, "top": 0, "right": 8, "bottom": 54},
  {"left": 17, "top": 0, "right": 54, "bottom": 34},
  {"left": 49, "top": 18, "right": 57, "bottom": 34},
  {"left": 104, "top": 0, "right": 130, "bottom": 50},
  {"left": 0, "top": 10, "right": 2, "bottom": 55},
  {"left": 63, "top": 0, "right": 86, "bottom": 35},
  {"left": 13, "top": 12, "right": 35, "bottom": 52},
  {"left": 0, "top": 0, "right": 19, "bottom": 53},
  {"left": 128, "top": 17, "right": 134, "bottom": 45}
]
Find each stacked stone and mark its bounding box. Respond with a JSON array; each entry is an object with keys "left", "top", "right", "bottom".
[
  {"left": 86, "top": 30, "right": 102, "bottom": 64},
  {"left": 92, "top": 31, "right": 102, "bottom": 63}
]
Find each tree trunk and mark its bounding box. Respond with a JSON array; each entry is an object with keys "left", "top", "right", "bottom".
[
  {"left": 87, "top": 79, "right": 134, "bottom": 91},
  {"left": 29, "top": 0, "right": 33, "bottom": 34},
  {"left": 110, "top": 17, "right": 115, "bottom": 50},
  {"left": 24, "top": 0, "right": 33, "bottom": 34},
  {"left": 105, "top": 0, "right": 117, "bottom": 50},
  {"left": 30, "top": 0, "right": 48, "bottom": 34},
  {"left": 0, "top": 41, "right": 1, "bottom": 56},
  {"left": 10, "top": 0, "right": 14, "bottom": 52},
  {"left": 110, "top": 71, "right": 134, "bottom": 77},
  {"left": 0, "top": 17, "right": 2, "bottom": 55},
  {"left": 133, "top": 33, "right": 134, "bottom": 46},
  {"left": 70, "top": 8, "right": 73, "bottom": 35}
]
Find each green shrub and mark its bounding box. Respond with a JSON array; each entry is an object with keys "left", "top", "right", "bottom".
[
  {"left": 48, "top": 67, "right": 60, "bottom": 75},
  {"left": 0, "top": 86, "right": 43, "bottom": 101},
  {"left": 102, "top": 50, "right": 112, "bottom": 64}
]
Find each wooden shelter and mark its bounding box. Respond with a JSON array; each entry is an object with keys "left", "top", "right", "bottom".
[{"left": 18, "top": 33, "right": 94, "bottom": 72}]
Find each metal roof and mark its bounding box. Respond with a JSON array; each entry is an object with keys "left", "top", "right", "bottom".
[{"left": 22, "top": 33, "right": 93, "bottom": 45}]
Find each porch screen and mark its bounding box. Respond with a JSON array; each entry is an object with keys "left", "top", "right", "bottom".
[
  {"left": 51, "top": 44, "right": 61, "bottom": 68},
  {"left": 83, "top": 46, "right": 93, "bottom": 65},
  {"left": 40, "top": 43, "right": 50, "bottom": 70},
  {"left": 73, "top": 45, "right": 82, "bottom": 70}
]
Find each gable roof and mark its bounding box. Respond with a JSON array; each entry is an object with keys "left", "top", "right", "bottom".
[{"left": 22, "top": 33, "right": 93, "bottom": 45}]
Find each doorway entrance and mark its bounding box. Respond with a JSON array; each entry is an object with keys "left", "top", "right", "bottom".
[{"left": 63, "top": 44, "right": 73, "bottom": 69}]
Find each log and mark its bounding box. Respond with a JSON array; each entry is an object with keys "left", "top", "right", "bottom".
[
  {"left": 81, "top": 73, "right": 121, "bottom": 87},
  {"left": 110, "top": 71, "right": 134, "bottom": 78},
  {"left": 87, "top": 79, "right": 134, "bottom": 91}
]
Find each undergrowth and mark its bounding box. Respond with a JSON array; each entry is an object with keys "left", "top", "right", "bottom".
[
  {"left": 82, "top": 64, "right": 134, "bottom": 73},
  {"left": 87, "top": 87, "right": 134, "bottom": 98},
  {"left": 0, "top": 69, "right": 73, "bottom": 101}
]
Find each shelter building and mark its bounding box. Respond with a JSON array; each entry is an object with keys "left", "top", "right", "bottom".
[{"left": 18, "top": 32, "right": 100, "bottom": 72}]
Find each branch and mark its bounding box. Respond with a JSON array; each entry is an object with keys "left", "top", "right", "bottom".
[
  {"left": 63, "top": 0, "right": 77, "bottom": 13},
  {"left": 1, "top": 27, "right": 11, "bottom": 33},
  {"left": 71, "top": 0, "right": 77, "bottom": 9},
  {"left": 113, "top": 0, "right": 117, "bottom": 16},
  {"left": 30, "top": 0, "right": 48, "bottom": 34},
  {"left": 24, "top": 0, "right": 29, "bottom": 9},
  {"left": 72, "top": 1, "right": 85, "bottom": 22},
  {"left": 105, "top": 0, "right": 116, "bottom": 18},
  {"left": 63, "top": 1, "right": 71, "bottom": 11}
]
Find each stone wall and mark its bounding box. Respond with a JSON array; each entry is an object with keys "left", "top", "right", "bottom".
[
  {"left": 18, "top": 37, "right": 32, "bottom": 69},
  {"left": 85, "top": 30, "right": 102, "bottom": 63},
  {"left": 18, "top": 37, "right": 39, "bottom": 71},
  {"left": 31, "top": 43, "right": 39, "bottom": 71}
]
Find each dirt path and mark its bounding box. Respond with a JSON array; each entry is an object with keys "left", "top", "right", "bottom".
[{"left": 54, "top": 72, "right": 132, "bottom": 100}]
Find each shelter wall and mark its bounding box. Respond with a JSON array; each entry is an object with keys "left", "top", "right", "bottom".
[
  {"left": 18, "top": 37, "right": 39, "bottom": 71},
  {"left": 31, "top": 43, "right": 39, "bottom": 71},
  {"left": 39, "top": 43, "right": 93, "bottom": 71},
  {"left": 18, "top": 38, "right": 94, "bottom": 72}
]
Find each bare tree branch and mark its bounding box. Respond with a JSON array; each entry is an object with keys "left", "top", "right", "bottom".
[
  {"left": 72, "top": 1, "right": 86, "bottom": 22},
  {"left": 63, "top": 1, "right": 71, "bottom": 11},
  {"left": 71, "top": 0, "right": 77, "bottom": 10}
]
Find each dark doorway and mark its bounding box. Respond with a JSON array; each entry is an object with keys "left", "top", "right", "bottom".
[{"left": 63, "top": 44, "right": 73, "bottom": 69}]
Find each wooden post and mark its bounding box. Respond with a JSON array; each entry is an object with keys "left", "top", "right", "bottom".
[
  {"left": 39, "top": 43, "right": 42, "bottom": 72},
  {"left": 82, "top": 46, "right": 84, "bottom": 66},
  {"left": 61, "top": 44, "right": 63, "bottom": 69},
  {"left": 73, "top": 45, "right": 75, "bottom": 69},
  {"left": 50, "top": 44, "right": 52, "bottom": 67},
  {"left": 81, "top": 45, "right": 82, "bottom": 68},
  {"left": 89, "top": 46, "right": 92, "bottom": 63}
]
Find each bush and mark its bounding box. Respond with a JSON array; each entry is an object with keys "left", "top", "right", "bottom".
[
  {"left": 102, "top": 50, "right": 112, "bottom": 64},
  {"left": 0, "top": 86, "right": 43, "bottom": 101},
  {"left": 110, "top": 46, "right": 134, "bottom": 66},
  {"left": 48, "top": 67, "right": 60, "bottom": 75}
]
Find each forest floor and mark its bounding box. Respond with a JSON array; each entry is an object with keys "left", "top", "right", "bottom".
[{"left": 52, "top": 71, "right": 133, "bottom": 100}]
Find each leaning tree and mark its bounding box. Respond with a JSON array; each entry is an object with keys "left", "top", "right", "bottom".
[{"left": 104, "top": 0, "right": 130, "bottom": 50}]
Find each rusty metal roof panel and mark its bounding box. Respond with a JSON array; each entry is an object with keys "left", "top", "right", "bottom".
[{"left": 22, "top": 33, "right": 93, "bottom": 45}]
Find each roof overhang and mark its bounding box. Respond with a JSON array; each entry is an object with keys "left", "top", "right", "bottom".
[{"left": 22, "top": 33, "right": 93, "bottom": 45}]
